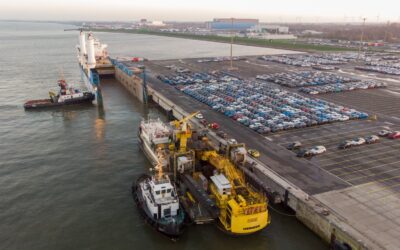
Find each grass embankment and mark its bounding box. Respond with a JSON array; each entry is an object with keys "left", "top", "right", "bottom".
[{"left": 91, "top": 28, "right": 356, "bottom": 52}]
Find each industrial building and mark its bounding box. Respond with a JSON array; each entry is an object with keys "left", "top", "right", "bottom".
[
  {"left": 249, "top": 24, "right": 289, "bottom": 34},
  {"left": 206, "top": 18, "right": 259, "bottom": 31},
  {"left": 247, "top": 24, "right": 296, "bottom": 40}
]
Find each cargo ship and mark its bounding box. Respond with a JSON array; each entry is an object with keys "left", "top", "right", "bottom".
[
  {"left": 24, "top": 79, "right": 95, "bottom": 110},
  {"left": 76, "top": 30, "right": 114, "bottom": 103}
]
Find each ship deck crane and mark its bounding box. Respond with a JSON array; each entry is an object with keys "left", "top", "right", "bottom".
[{"left": 170, "top": 111, "right": 199, "bottom": 153}]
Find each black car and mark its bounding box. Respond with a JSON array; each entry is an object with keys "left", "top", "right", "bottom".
[
  {"left": 216, "top": 131, "right": 228, "bottom": 139},
  {"left": 338, "top": 140, "right": 352, "bottom": 149},
  {"left": 287, "top": 141, "right": 302, "bottom": 150},
  {"left": 297, "top": 149, "right": 311, "bottom": 158}
]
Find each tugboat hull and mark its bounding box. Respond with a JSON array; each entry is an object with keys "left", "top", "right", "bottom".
[
  {"left": 24, "top": 92, "right": 95, "bottom": 110},
  {"left": 132, "top": 174, "right": 185, "bottom": 238}
]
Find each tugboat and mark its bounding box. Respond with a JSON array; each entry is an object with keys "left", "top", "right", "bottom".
[
  {"left": 132, "top": 166, "right": 185, "bottom": 238},
  {"left": 23, "top": 79, "right": 95, "bottom": 110}
]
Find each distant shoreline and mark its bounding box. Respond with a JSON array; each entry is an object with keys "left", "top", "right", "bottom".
[{"left": 89, "top": 28, "right": 355, "bottom": 52}]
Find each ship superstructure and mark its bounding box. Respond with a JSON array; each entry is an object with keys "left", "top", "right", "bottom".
[
  {"left": 133, "top": 172, "right": 185, "bottom": 237},
  {"left": 76, "top": 31, "right": 114, "bottom": 102},
  {"left": 138, "top": 119, "right": 173, "bottom": 167}
]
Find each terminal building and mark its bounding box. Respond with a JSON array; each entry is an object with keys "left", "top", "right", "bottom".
[{"left": 206, "top": 18, "right": 259, "bottom": 31}]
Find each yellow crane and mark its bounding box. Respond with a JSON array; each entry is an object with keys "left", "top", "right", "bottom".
[
  {"left": 197, "top": 148, "right": 269, "bottom": 235},
  {"left": 170, "top": 112, "right": 199, "bottom": 153}
]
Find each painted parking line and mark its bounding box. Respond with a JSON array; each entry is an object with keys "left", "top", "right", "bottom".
[
  {"left": 318, "top": 146, "right": 399, "bottom": 164},
  {"left": 271, "top": 121, "right": 356, "bottom": 138},
  {"left": 320, "top": 150, "right": 398, "bottom": 170},
  {"left": 352, "top": 175, "right": 400, "bottom": 189},
  {"left": 328, "top": 154, "right": 400, "bottom": 173},
  {"left": 367, "top": 182, "right": 400, "bottom": 194},
  {"left": 336, "top": 160, "right": 400, "bottom": 177},
  {"left": 345, "top": 163, "right": 400, "bottom": 182},
  {"left": 298, "top": 132, "right": 387, "bottom": 149},
  {"left": 318, "top": 141, "right": 400, "bottom": 159},
  {"left": 320, "top": 143, "right": 400, "bottom": 163}
]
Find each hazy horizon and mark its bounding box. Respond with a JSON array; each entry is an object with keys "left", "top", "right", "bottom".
[{"left": 1, "top": 0, "right": 400, "bottom": 23}]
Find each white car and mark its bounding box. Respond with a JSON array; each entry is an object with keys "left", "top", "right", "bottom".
[
  {"left": 350, "top": 137, "right": 366, "bottom": 146},
  {"left": 195, "top": 113, "right": 204, "bottom": 119},
  {"left": 378, "top": 130, "right": 392, "bottom": 137},
  {"left": 309, "top": 146, "right": 326, "bottom": 155},
  {"left": 227, "top": 138, "right": 238, "bottom": 145}
]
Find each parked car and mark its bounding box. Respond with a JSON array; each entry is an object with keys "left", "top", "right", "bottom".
[
  {"left": 287, "top": 141, "right": 302, "bottom": 150},
  {"left": 378, "top": 130, "right": 392, "bottom": 137},
  {"left": 195, "top": 113, "right": 204, "bottom": 119},
  {"left": 297, "top": 149, "right": 312, "bottom": 158},
  {"left": 216, "top": 131, "right": 228, "bottom": 139},
  {"left": 208, "top": 122, "right": 220, "bottom": 130},
  {"left": 351, "top": 137, "right": 366, "bottom": 146},
  {"left": 309, "top": 146, "right": 327, "bottom": 155},
  {"left": 365, "top": 135, "right": 379, "bottom": 144},
  {"left": 338, "top": 140, "right": 353, "bottom": 149},
  {"left": 388, "top": 131, "right": 400, "bottom": 139},
  {"left": 227, "top": 138, "right": 238, "bottom": 145},
  {"left": 199, "top": 119, "right": 208, "bottom": 126},
  {"left": 248, "top": 149, "right": 260, "bottom": 158},
  {"left": 297, "top": 146, "right": 326, "bottom": 157}
]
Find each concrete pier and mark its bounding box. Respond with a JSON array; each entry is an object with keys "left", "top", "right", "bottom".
[{"left": 109, "top": 56, "right": 400, "bottom": 250}]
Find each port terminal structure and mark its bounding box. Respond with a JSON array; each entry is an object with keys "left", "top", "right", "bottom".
[{"left": 108, "top": 55, "right": 400, "bottom": 249}]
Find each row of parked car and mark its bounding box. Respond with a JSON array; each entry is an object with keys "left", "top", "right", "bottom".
[
  {"left": 367, "top": 61, "right": 400, "bottom": 69},
  {"left": 179, "top": 79, "right": 368, "bottom": 134},
  {"left": 337, "top": 129, "right": 400, "bottom": 149},
  {"left": 299, "top": 81, "right": 387, "bottom": 95},
  {"left": 355, "top": 65, "right": 400, "bottom": 76},
  {"left": 197, "top": 57, "right": 245, "bottom": 63},
  {"left": 338, "top": 135, "right": 379, "bottom": 149},
  {"left": 286, "top": 142, "right": 327, "bottom": 157},
  {"left": 157, "top": 71, "right": 239, "bottom": 86},
  {"left": 256, "top": 71, "right": 358, "bottom": 88},
  {"left": 258, "top": 53, "right": 357, "bottom": 67},
  {"left": 164, "top": 65, "right": 191, "bottom": 73}
]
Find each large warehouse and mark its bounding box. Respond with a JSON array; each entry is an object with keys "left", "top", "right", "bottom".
[{"left": 206, "top": 18, "right": 259, "bottom": 31}]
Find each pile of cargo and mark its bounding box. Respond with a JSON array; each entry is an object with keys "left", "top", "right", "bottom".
[
  {"left": 178, "top": 80, "right": 368, "bottom": 134},
  {"left": 256, "top": 71, "right": 358, "bottom": 88},
  {"left": 299, "top": 81, "right": 387, "bottom": 95},
  {"left": 157, "top": 71, "right": 240, "bottom": 86},
  {"left": 259, "top": 53, "right": 356, "bottom": 67}
]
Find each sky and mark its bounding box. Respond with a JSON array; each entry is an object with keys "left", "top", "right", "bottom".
[{"left": 1, "top": 0, "right": 400, "bottom": 22}]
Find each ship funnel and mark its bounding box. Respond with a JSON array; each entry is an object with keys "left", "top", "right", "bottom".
[
  {"left": 87, "top": 33, "right": 96, "bottom": 68},
  {"left": 79, "top": 31, "right": 87, "bottom": 56}
]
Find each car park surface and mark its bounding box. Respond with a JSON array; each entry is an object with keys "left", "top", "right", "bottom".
[{"left": 140, "top": 53, "right": 400, "bottom": 196}]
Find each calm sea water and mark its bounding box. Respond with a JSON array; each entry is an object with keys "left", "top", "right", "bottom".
[{"left": 0, "top": 21, "right": 326, "bottom": 250}]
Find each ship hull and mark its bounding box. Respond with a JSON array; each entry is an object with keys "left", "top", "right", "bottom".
[
  {"left": 24, "top": 92, "right": 95, "bottom": 110},
  {"left": 132, "top": 174, "right": 185, "bottom": 238},
  {"left": 137, "top": 130, "right": 161, "bottom": 167}
]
